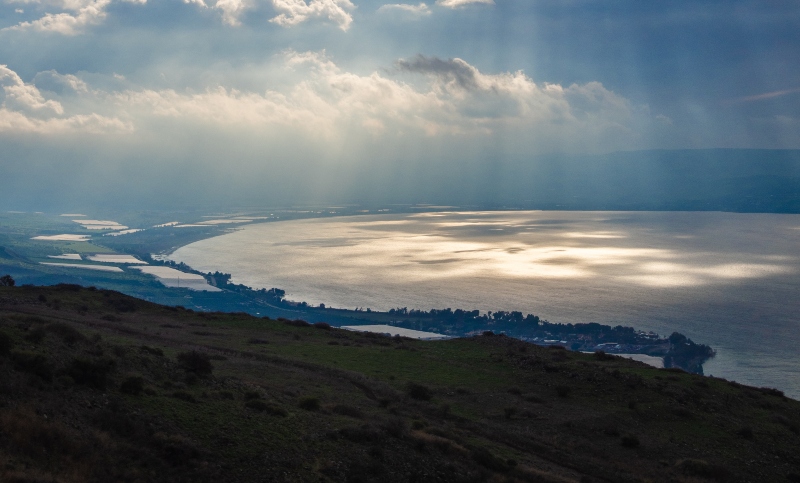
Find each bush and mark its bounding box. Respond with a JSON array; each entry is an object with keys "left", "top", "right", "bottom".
[
  {"left": 284, "top": 319, "right": 310, "bottom": 327},
  {"left": 140, "top": 345, "right": 164, "bottom": 356},
  {"left": 332, "top": 404, "right": 364, "bottom": 418},
  {"left": 24, "top": 327, "right": 47, "bottom": 344},
  {"left": 172, "top": 391, "right": 197, "bottom": 403},
  {"left": 471, "top": 447, "right": 509, "bottom": 472},
  {"left": 67, "top": 357, "right": 115, "bottom": 389},
  {"left": 108, "top": 298, "right": 137, "bottom": 312},
  {"left": 736, "top": 427, "right": 754, "bottom": 439},
  {"left": 298, "top": 397, "right": 321, "bottom": 411},
  {"left": 120, "top": 376, "right": 144, "bottom": 395},
  {"left": 46, "top": 323, "right": 86, "bottom": 345},
  {"left": 759, "top": 387, "right": 785, "bottom": 398},
  {"left": 0, "top": 331, "right": 13, "bottom": 356},
  {"left": 676, "top": 459, "right": 731, "bottom": 480},
  {"left": 177, "top": 351, "right": 213, "bottom": 376},
  {"left": 313, "top": 322, "right": 332, "bottom": 330},
  {"left": 621, "top": 435, "right": 640, "bottom": 448},
  {"left": 0, "top": 274, "right": 15, "bottom": 287},
  {"left": 594, "top": 350, "right": 616, "bottom": 361},
  {"left": 11, "top": 351, "right": 54, "bottom": 381},
  {"left": 153, "top": 432, "right": 201, "bottom": 466},
  {"left": 406, "top": 382, "right": 433, "bottom": 401},
  {"left": 555, "top": 385, "right": 571, "bottom": 398},
  {"left": 244, "top": 390, "right": 262, "bottom": 400},
  {"left": 245, "top": 400, "right": 288, "bottom": 417}
]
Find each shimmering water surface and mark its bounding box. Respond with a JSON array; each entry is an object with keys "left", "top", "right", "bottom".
[{"left": 171, "top": 211, "right": 800, "bottom": 398}]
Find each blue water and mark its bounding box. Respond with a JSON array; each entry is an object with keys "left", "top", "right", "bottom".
[{"left": 171, "top": 211, "right": 800, "bottom": 398}]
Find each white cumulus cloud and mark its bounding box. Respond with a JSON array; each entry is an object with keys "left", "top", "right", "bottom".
[
  {"left": 0, "top": 65, "right": 129, "bottom": 133},
  {"left": 0, "top": 54, "right": 648, "bottom": 152},
  {"left": 377, "top": 2, "right": 430, "bottom": 16},
  {"left": 1, "top": 0, "right": 122, "bottom": 35},
  {"left": 436, "top": 0, "right": 493, "bottom": 7},
  {"left": 269, "top": 0, "right": 356, "bottom": 31}
]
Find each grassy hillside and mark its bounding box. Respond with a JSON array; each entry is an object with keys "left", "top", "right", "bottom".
[{"left": 1, "top": 284, "right": 799, "bottom": 482}]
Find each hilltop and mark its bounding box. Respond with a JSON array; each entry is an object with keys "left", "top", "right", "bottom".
[{"left": 1, "top": 284, "right": 799, "bottom": 482}]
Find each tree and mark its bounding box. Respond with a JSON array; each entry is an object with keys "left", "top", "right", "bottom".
[{"left": 0, "top": 275, "right": 15, "bottom": 287}]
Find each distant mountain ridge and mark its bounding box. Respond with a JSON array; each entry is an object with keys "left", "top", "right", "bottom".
[{"left": 368, "top": 149, "right": 800, "bottom": 213}]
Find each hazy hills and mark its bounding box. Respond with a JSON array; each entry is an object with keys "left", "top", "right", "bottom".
[
  {"left": 1, "top": 284, "right": 799, "bottom": 482},
  {"left": 2, "top": 149, "right": 799, "bottom": 212}
]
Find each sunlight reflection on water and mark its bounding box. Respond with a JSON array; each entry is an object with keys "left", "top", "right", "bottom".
[{"left": 171, "top": 211, "right": 800, "bottom": 398}]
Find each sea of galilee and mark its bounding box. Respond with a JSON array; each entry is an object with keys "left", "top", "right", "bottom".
[{"left": 171, "top": 210, "right": 800, "bottom": 398}]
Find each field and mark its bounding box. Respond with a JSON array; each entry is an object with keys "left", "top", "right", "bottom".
[{"left": 1, "top": 284, "right": 799, "bottom": 482}]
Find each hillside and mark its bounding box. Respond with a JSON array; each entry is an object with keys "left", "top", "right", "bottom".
[{"left": 1, "top": 284, "right": 799, "bottom": 482}]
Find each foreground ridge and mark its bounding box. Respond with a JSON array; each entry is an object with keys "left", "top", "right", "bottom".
[{"left": 0, "top": 283, "right": 798, "bottom": 482}]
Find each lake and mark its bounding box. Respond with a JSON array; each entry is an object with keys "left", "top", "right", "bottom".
[{"left": 170, "top": 211, "right": 800, "bottom": 398}]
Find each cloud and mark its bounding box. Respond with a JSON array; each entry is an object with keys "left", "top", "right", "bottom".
[
  {"left": 101, "top": 52, "right": 643, "bottom": 151},
  {"left": 435, "top": 0, "right": 493, "bottom": 8},
  {"left": 725, "top": 87, "right": 800, "bottom": 105},
  {"left": 269, "top": 0, "right": 356, "bottom": 31},
  {"left": 182, "top": 0, "right": 250, "bottom": 27},
  {"left": 2, "top": 0, "right": 110, "bottom": 35},
  {"left": 377, "top": 2, "right": 430, "bottom": 16},
  {"left": 0, "top": 54, "right": 646, "bottom": 152},
  {"left": 0, "top": 65, "right": 129, "bottom": 133},
  {"left": 1, "top": 64, "right": 63, "bottom": 114}
]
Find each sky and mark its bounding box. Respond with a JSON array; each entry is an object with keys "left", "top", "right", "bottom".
[{"left": 1, "top": 0, "right": 799, "bottom": 209}]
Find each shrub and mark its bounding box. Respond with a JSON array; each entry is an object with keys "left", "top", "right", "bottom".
[
  {"left": 382, "top": 418, "right": 406, "bottom": 438},
  {"left": 177, "top": 350, "right": 213, "bottom": 376},
  {"left": 245, "top": 400, "right": 288, "bottom": 416},
  {"left": 676, "top": 459, "right": 731, "bottom": 480},
  {"left": 248, "top": 338, "right": 269, "bottom": 345},
  {"left": 503, "top": 407, "right": 517, "bottom": 419},
  {"left": 24, "top": 327, "right": 47, "bottom": 344},
  {"left": 0, "top": 330, "right": 13, "bottom": 356},
  {"left": 67, "top": 357, "right": 115, "bottom": 389},
  {"left": 406, "top": 382, "right": 433, "bottom": 401},
  {"left": 140, "top": 345, "right": 164, "bottom": 356},
  {"left": 621, "top": 435, "right": 640, "bottom": 448},
  {"left": 298, "top": 397, "right": 321, "bottom": 411},
  {"left": 332, "top": 405, "right": 363, "bottom": 418},
  {"left": 555, "top": 385, "right": 571, "bottom": 398},
  {"left": 46, "top": 323, "right": 86, "bottom": 345},
  {"left": 244, "top": 390, "right": 262, "bottom": 400},
  {"left": 594, "top": 350, "right": 616, "bottom": 361},
  {"left": 120, "top": 376, "right": 144, "bottom": 395},
  {"left": 482, "top": 331, "right": 495, "bottom": 336},
  {"left": 337, "top": 425, "right": 383, "bottom": 444},
  {"left": 471, "top": 447, "right": 509, "bottom": 472},
  {"left": 284, "top": 319, "right": 310, "bottom": 327},
  {"left": 0, "top": 274, "right": 15, "bottom": 286},
  {"left": 759, "top": 387, "right": 785, "bottom": 398},
  {"left": 736, "top": 427, "right": 754, "bottom": 439},
  {"left": 313, "top": 322, "right": 332, "bottom": 330},
  {"left": 108, "top": 298, "right": 137, "bottom": 313},
  {"left": 0, "top": 407, "right": 83, "bottom": 462},
  {"left": 11, "top": 351, "right": 54, "bottom": 381},
  {"left": 172, "top": 391, "right": 197, "bottom": 403},
  {"left": 153, "top": 432, "right": 201, "bottom": 466}
]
